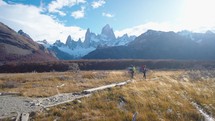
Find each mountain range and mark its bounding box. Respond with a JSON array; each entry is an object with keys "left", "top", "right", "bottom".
[
  {"left": 1, "top": 21, "right": 215, "bottom": 61},
  {"left": 0, "top": 22, "right": 57, "bottom": 63},
  {"left": 38, "top": 24, "right": 136, "bottom": 60},
  {"left": 83, "top": 30, "right": 215, "bottom": 60}
]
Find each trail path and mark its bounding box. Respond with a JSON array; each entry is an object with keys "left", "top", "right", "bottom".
[
  {"left": 158, "top": 72, "right": 215, "bottom": 121},
  {"left": 0, "top": 80, "right": 131, "bottom": 120},
  {"left": 192, "top": 102, "right": 215, "bottom": 121}
]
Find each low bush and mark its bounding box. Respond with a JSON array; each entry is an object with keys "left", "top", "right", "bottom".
[{"left": 1, "top": 80, "right": 19, "bottom": 88}]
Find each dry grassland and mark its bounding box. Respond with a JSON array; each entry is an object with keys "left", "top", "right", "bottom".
[
  {"left": 35, "top": 70, "right": 215, "bottom": 121},
  {"left": 0, "top": 71, "right": 128, "bottom": 97},
  {"left": 1, "top": 70, "right": 215, "bottom": 121}
]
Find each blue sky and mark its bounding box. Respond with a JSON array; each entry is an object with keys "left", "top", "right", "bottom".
[{"left": 1, "top": 0, "right": 215, "bottom": 43}]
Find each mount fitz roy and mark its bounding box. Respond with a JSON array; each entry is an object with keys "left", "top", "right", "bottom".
[
  {"left": 38, "top": 24, "right": 136, "bottom": 60},
  {"left": 83, "top": 30, "right": 215, "bottom": 60},
  {"left": 37, "top": 24, "right": 215, "bottom": 60}
]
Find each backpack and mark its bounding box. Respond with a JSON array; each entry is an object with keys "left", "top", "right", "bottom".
[{"left": 142, "top": 66, "right": 146, "bottom": 72}]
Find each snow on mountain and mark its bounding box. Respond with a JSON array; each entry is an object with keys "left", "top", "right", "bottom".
[
  {"left": 83, "top": 28, "right": 98, "bottom": 48},
  {"left": 115, "top": 34, "right": 136, "bottom": 46},
  {"left": 82, "top": 24, "right": 134, "bottom": 48},
  {"left": 84, "top": 29, "right": 215, "bottom": 60},
  {"left": 66, "top": 35, "right": 80, "bottom": 49},
  {"left": 37, "top": 24, "right": 136, "bottom": 59},
  {"left": 58, "top": 46, "right": 96, "bottom": 58},
  {"left": 178, "top": 30, "right": 195, "bottom": 41},
  {"left": 53, "top": 40, "right": 65, "bottom": 47},
  {"left": 37, "top": 40, "right": 52, "bottom": 48},
  {"left": 176, "top": 30, "right": 215, "bottom": 43}
]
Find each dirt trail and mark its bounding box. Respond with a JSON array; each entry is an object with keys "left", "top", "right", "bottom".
[
  {"left": 154, "top": 71, "right": 215, "bottom": 121},
  {"left": 0, "top": 80, "right": 131, "bottom": 120},
  {"left": 192, "top": 102, "right": 215, "bottom": 121}
]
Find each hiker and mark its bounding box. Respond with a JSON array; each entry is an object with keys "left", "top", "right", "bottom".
[
  {"left": 128, "top": 65, "right": 135, "bottom": 79},
  {"left": 142, "top": 65, "right": 147, "bottom": 79}
]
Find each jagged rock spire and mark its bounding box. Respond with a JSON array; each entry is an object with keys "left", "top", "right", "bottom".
[{"left": 101, "top": 24, "right": 116, "bottom": 40}]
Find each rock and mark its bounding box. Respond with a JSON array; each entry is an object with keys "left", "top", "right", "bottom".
[
  {"left": 45, "top": 108, "right": 50, "bottom": 111},
  {"left": 16, "top": 112, "right": 21, "bottom": 121},
  {"left": 183, "top": 77, "right": 189, "bottom": 82},
  {"left": 77, "top": 100, "right": 81, "bottom": 103},
  {"left": 30, "top": 102, "right": 36, "bottom": 107},
  {"left": 167, "top": 108, "right": 173, "bottom": 114},
  {"left": 21, "top": 113, "right": 29, "bottom": 121}
]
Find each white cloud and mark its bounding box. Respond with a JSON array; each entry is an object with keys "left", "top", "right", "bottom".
[
  {"left": 0, "top": 1, "right": 86, "bottom": 43},
  {"left": 0, "top": 0, "right": 6, "bottom": 5},
  {"left": 102, "top": 12, "right": 114, "bottom": 18},
  {"left": 179, "top": 0, "right": 215, "bottom": 31},
  {"left": 115, "top": 21, "right": 215, "bottom": 38},
  {"left": 48, "top": 0, "right": 86, "bottom": 16},
  {"left": 115, "top": 22, "right": 188, "bottom": 37},
  {"left": 92, "top": 0, "right": 105, "bottom": 8},
  {"left": 71, "top": 7, "right": 85, "bottom": 19},
  {"left": 55, "top": 9, "right": 67, "bottom": 16}
]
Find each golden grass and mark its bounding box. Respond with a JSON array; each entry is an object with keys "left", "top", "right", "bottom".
[
  {"left": 0, "top": 71, "right": 128, "bottom": 97},
  {"left": 1, "top": 70, "right": 215, "bottom": 120},
  {"left": 32, "top": 70, "right": 215, "bottom": 121}
]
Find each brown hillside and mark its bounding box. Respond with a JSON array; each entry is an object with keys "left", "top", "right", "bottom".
[{"left": 0, "top": 22, "right": 57, "bottom": 62}]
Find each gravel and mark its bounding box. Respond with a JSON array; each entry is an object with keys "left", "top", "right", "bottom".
[
  {"left": 0, "top": 95, "right": 41, "bottom": 118},
  {"left": 0, "top": 80, "right": 131, "bottom": 119}
]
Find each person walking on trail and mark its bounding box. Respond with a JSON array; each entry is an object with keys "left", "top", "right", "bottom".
[
  {"left": 142, "top": 65, "right": 147, "bottom": 79},
  {"left": 128, "top": 65, "right": 135, "bottom": 79},
  {"left": 132, "top": 66, "right": 136, "bottom": 78}
]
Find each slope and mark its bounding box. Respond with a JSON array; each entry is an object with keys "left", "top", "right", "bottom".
[{"left": 0, "top": 22, "right": 57, "bottom": 62}]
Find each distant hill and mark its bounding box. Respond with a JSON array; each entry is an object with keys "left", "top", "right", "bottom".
[
  {"left": 83, "top": 30, "right": 215, "bottom": 60},
  {"left": 48, "top": 46, "right": 74, "bottom": 60},
  {"left": 0, "top": 22, "right": 57, "bottom": 62}
]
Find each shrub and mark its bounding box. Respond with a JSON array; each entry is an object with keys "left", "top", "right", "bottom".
[
  {"left": 68, "top": 63, "right": 80, "bottom": 73},
  {"left": 94, "top": 71, "right": 108, "bottom": 79},
  {"left": 186, "top": 70, "right": 215, "bottom": 81},
  {"left": 1, "top": 81, "right": 19, "bottom": 88}
]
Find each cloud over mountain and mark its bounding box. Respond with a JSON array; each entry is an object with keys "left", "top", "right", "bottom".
[
  {"left": 1, "top": 0, "right": 215, "bottom": 45},
  {"left": 0, "top": 0, "right": 86, "bottom": 43}
]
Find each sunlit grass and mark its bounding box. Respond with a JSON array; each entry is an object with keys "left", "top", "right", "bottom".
[
  {"left": 1, "top": 70, "right": 215, "bottom": 120},
  {"left": 0, "top": 71, "right": 128, "bottom": 97},
  {"left": 32, "top": 70, "right": 215, "bottom": 121}
]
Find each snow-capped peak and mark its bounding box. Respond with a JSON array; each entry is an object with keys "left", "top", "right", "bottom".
[{"left": 38, "top": 24, "right": 136, "bottom": 59}]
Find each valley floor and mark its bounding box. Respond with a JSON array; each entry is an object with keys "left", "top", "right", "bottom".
[{"left": 0, "top": 70, "right": 215, "bottom": 121}]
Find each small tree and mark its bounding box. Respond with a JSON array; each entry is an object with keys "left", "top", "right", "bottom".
[{"left": 68, "top": 63, "right": 80, "bottom": 73}]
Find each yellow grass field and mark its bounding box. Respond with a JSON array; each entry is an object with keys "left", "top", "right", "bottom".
[
  {"left": 0, "top": 70, "right": 215, "bottom": 121},
  {"left": 0, "top": 71, "right": 128, "bottom": 97}
]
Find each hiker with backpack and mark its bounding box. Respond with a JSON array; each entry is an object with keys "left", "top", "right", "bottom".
[
  {"left": 142, "top": 65, "right": 147, "bottom": 79},
  {"left": 128, "top": 65, "right": 136, "bottom": 79}
]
